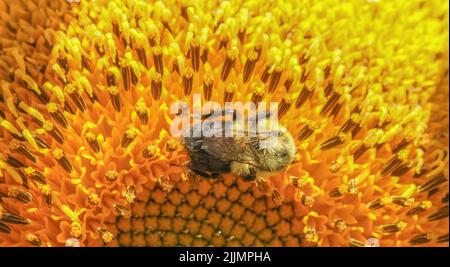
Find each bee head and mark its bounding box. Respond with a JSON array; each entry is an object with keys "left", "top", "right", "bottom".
[{"left": 258, "top": 127, "right": 296, "bottom": 172}]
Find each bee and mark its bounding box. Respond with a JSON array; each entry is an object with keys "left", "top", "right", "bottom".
[{"left": 182, "top": 109, "right": 296, "bottom": 181}]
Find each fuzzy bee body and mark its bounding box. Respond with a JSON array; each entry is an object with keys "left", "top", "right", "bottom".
[{"left": 182, "top": 109, "right": 296, "bottom": 181}]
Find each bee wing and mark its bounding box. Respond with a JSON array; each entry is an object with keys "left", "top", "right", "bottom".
[{"left": 199, "top": 135, "right": 261, "bottom": 168}]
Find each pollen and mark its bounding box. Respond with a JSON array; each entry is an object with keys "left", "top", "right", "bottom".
[{"left": 0, "top": 0, "right": 448, "bottom": 247}]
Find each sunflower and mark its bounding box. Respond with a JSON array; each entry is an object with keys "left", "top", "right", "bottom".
[{"left": 0, "top": 0, "right": 448, "bottom": 247}]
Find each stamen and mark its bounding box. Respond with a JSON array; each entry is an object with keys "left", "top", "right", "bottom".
[
  {"left": 320, "top": 91, "right": 340, "bottom": 116},
  {"left": 428, "top": 188, "right": 440, "bottom": 197},
  {"left": 224, "top": 83, "right": 236, "bottom": 103},
  {"left": 152, "top": 45, "right": 164, "bottom": 74},
  {"left": 301, "top": 194, "right": 315, "bottom": 207},
  {"left": 142, "top": 145, "right": 159, "bottom": 159},
  {"left": 8, "top": 187, "right": 32, "bottom": 204},
  {"left": 52, "top": 149, "right": 73, "bottom": 173},
  {"left": 24, "top": 167, "right": 46, "bottom": 184},
  {"left": 106, "top": 71, "right": 117, "bottom": 87},
  {"left": 190, "top": 38, "right": 200, "bottom": 71},
  {"left": 324, "top": 65, "right": 331, "bottom": 79},
  {"left": 284, "top": 78, "right": 294, "bottom": 92},
  {"left": 123, "top": 185, "right": 136, "bottom": 204},
  {"left": 304, "top": 227, "right": 318, "bottom": 243},
  {"left": 289, "top": 176, "right": 306, "bottom": 189},
  {"left": 121, "top": 66, "right": 131, "bottom": 91},
  {"left": 65, "top": 84, "right": 86, "bottom": 112},
  {"left": 148, "top": 35, "right": 158, "bottom": 47},
  {"left": 437, "top": 233, "right": 449, "bottom": 243},
  {"left": 113, "top": 204, "right": 130, "bottom": 218},
  {"left": 64, "top": 101, "right": 76, "bottom": 115},
  {"left": 112, "top": 22, "right": 120, "bottom": 37},
  {"left": 57, "top": 56, "right": 69, "bottom": 73},
  {"left": 43, "top": 121, "right": 64, "bottom": 144},
  {"left": 238, "top": 29, "right": 246, "bottom": 43},
  {"left": 339, "top": 113, "right": 361, "bottom": 134},
  {"left": 52, "top": 63, "right": 68, "bottom": 84},
  {"left": 0, "top": 206, "right": 29, "bottom": 225},
  {"left": 187, "top": 170, "right": 200, "bottom": 189},
  {"left": 298, "top": 122, "right": 317, "bottom": 141},
  {"left": 165, "top": 139, "right": 178, "bottom": 152},
  {"left": 295, "top": 81, "right": 315, "bottom": 108},
  {"left": 242, "top": 50, "right": 258, "bottom": 83},
  {"left": 381, "top": 155, "right": 403, "bottom": 176},
  {"left": 203, "top": 75, "right": 214, "bottom": 101},
  {"left": 182, "top": 67, "right": 194, "bottom": 95},
  {"left": 105, "top": 170, "right": 119, "bottom": 183},
  {"left": 256, "top": 177, "right": 269, "bottom": 193},
  {"left": 94, "top": 44, "right": 104, "bottom": 57},
  {"left": 135, "top": 101, "right": 149, "bottom": 125},
  {"left": 427, "top": 205, "right": 449, "bottom": 221},
  {"left": 391, "top": 163, "right": 412, "bottom": 177},
  {"left": 151, "top": 72, "right": 163, "bottom": 100},
  {"left": 330, "top": 103, "right": 342, "bottom": 117},
  {"left": 180, "top": 6, "right": 189, "bottom": 21},
  {"left": 320, "top": 133, "right": 346, "bottom": 150},
  {"left": 218, "top": 38, "right": 228, "bottom": 50},
  {"left": 121, "top": 128, "right": 138, "bottom": 148},
  {"left": 81, "top": 55, "right": 93, "bottom": 72},
  {"left": 6, "top": 155, "right": 26, "bottom": 168},
  {"left": 172, "top": 60, "right": 180, "bottom": 75},
  {"left": 85, "top": 132, "right": 100, "bottom": 153},
  {"left": 349, "top": 238, "right": 365, "bottom": 247},
  {"left": 278, "top": 96, "right": 292, "bottom": 119},
  {"left": 391, "top": 196, "right": 414, "bottom": 207},
  {"left": 162, "top": 21, "right": 173, "bottom": 35},
  {"left": 47, "top": 102, "right": 68, "bottom": 128},
  {"left": 251, "top": 86, "right": 265, "bottom": 105},
  {"left": 299, "top": 53, "right": 311, "bottom": 65},
  {"left": 334, "top": 218, "right": 347, "bottom": 233},
  {"left": 324, "top": 81, "right": 333, "bottom": 97},
  {"left": 353, "top": 145, "right": 368, "bottom": 161},
  {"left": 107, "top": 86, "right": 121, "bottom": 112},
  {"left": 329, "top": 185, "right": 348, "bottom": 197},
  {"left": 136, "top": 48, "right": 148, "bottom": 68},
  {"left": 26, "top": 233, "right": 42, "bottom": 247},
  {"left": 0, "top": 222, "right": 11, "bottom": 234},
  {"left": 380, "top": 221, "right": 406, "bottom": 234},
  {"left": 268, "top": 66, "right": 282, "bottom": 93},
  {"left": 272, "top": 189, "right": 283, "bottom": 207},
  {"left": 98, "top": 228, "right": 114, "bottom": 244},
  {"left": 300, "top": 69, "right": 309, "bottom": 82},
  {"left": 88, "top": 193, "right": 100, "bottom": 205},
  {"left": 419, "top": 172, "right": 448, "bottom": 193},
  {"left": 260, "top": 66, "right": 271, "bottom": 83},
  {"left": 201, "top": 48, "right": 209, "bottom": 63},
  {"left": 158, "top": 175, "right": 175, "bottom": 192},
  {"left": 409, "top": 233, "right": 432, "bottom": 245},
  {"left": 368, "top": 198, "right": 385, "bottom": 210},
  {"left": 392, "top": 139, "right": 410, "bottom": 153},
  {"left": 348, "top": 179, "right": 358, "bottom": 194},
  {"left": 220, "top": 51, "right": 237, "bottom": 81},
  {"left": 407, "top": 201, "right": 432, "bottom": 216}
]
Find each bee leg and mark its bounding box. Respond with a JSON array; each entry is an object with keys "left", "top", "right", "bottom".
[
  {"left": 190, "top": 168, "right": 214, "bottom": 179},
  {"left": 242, "top": 173, "right": 257, "bottom": 181},
  {"left": 210, "top": 173, "right": 221, "bottom": 179},
  {"left": 231, "top": 162, "right": 255, "bottom": 180},
  {"left": 242, "top": 167, "right": 257, "bottom": 181}
]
